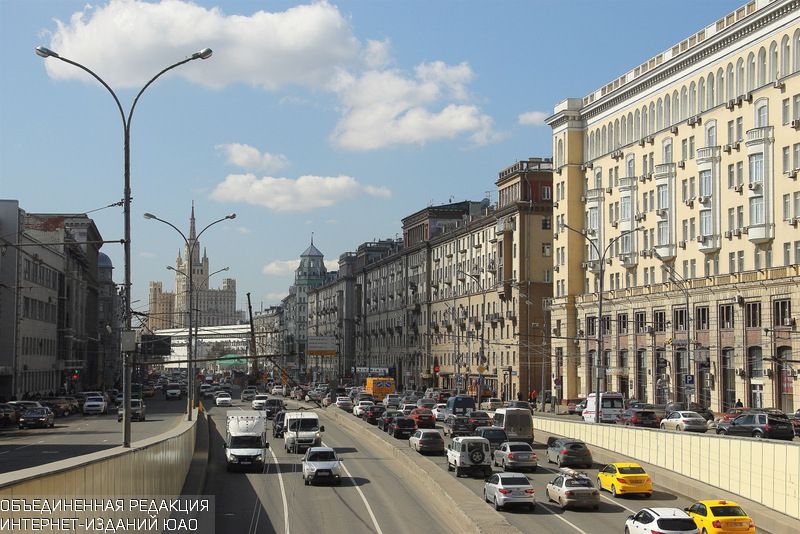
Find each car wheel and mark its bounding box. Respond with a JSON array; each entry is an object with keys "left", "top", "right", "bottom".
[
  {"left": 624, "top": 528, "right": 630, "bottom": 534},
  {"left": 455, "top": 466, "right": 462, "bottom": 477},
  {"left": 447, "top": 462, "right": 453, "bottom": 472},
  {"left": 611, "top": 485, "right": 617, "bottom": 498},
  {"left": 502, "top": 460, "right": 508, "bottom": 472},
  {"left": 304, "top": 476, "right": 309, "bottom": 486},
  {"left": 702, "top": 529, "right": 708, "bottom": 534},
  {"left": 660, "top": 423, "right": 666, "bottom": 430},
  {"left": 593, "top": 505, "right": 599, "bottom": 511},
  {"left": 753, "top": 431, "right": 763, "bottom": 439},
  {"left": 559, "top": 497, "right": 566, "bottom": 510},
  {"left": 678, "top": 425, "right": 684, "bottom": 432},
  {"left": 718, "top": 429, "right": 727, "bottom": 435},
  {"left": 644, "top": 493, "right": 652, "bottom": 498},
  {"left": 596, "top": 477, "right": 602, "bottom": 491},
  {"left": 493, "top": 497, "right": 501, "bottom": 511},
  {"left": 50, "top": 422, "right": 54, "bottom": 428}
]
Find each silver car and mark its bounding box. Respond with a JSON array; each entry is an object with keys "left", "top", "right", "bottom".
[
  {"left": 660, "top": 411, "right": 708, "bottom": 432},
  {"left": 483, "top": 473, "right": 535, "bottom": 511},
  {"left": 241, "top": 388, "right": 258, "bottom": 401},
  {"left": 301, "top": 447, "right": 343, "bottom": 485},
  {"left": 493, "top": 442, "right": 538, "bottom": 472},
  {"left": 251, "top": 394, "right": 269, "bottom": 410},
  {"left": 545, "top": 468, "right": 600, "bottom": 510}
]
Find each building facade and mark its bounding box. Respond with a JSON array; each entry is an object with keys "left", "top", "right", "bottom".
[
  {"left": 547, "top": 0, "right": 800, "bottom": 412},
  {"left": 97, "top": 252, "right": 121, "bottom": 390}
]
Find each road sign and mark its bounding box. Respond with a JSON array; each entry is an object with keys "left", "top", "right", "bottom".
[
  {"left": 685, "top": 374, "right": 695, "bottom": 386},
  {"left": 455, "top": 374, "right": 463, "bottom": 384},
  {"left": 478, "top": 366, "right": 485, "bottom": 374}
]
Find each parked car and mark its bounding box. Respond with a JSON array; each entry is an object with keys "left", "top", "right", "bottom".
[
  {"left": 625, "top": 508, "right": 699, "bottom": 533},
  {"left": 483, "top": 473, "right": 536, "bottom": 511},
  {"left": 566, "top": 399, "right": 582, "bottom": 415},
  {"left": 575, "top": 399, "right": 587, "bottom": 415},
  {"left": 616, "top": 408, "right": 659, "bottom": 428},
  {"left": 387, "top": 416, "right": 417, "bottom": 439},
  {"left": 410, "top": 408, "right": 436, "bottom": 429},
  {"left": 447, "top": 436, "right": 493, "bottom": 478},
  {"left": 466, "top": 410, "right": 492, "bottom": 430},
  {"left": 493, "top": 442, "right": 538, "bottom": 472},
  {"left": 117, "top": 399, "right": 146, "bottom": 422},
  {"left": 545, "top": 468, "right": 600, "bottom": 510},
  {"left": 660, "top": 411, "right": 709, "bottom": 432},
  {"left": 684, "top": 500, "right": 755, "bottom": 533},
  {"left": 409, "top": 429, "right": 445, "bottom": 455},
  {"left": 362, "top": 405, "right": 386, "bottom": 425},
  {"left": 271, "top": 385, "right": 286, "bottom": 396},
  {"left": 18, "top": 407, "right": 55, "bottom": 429},
  {"left": 596, "top": 462, "right": 653, "bottom": 498},
  {"left": 479, "top": 397, "right": 503, "bottom": 411},
  {"left": 443, "top": 414, "right": 472, "bottom": 437},
  {"left": 716, "top": 412, "right": 795, "bottom": 440},
  {"left": 546, "top": 438, "right": 593, "bottom": 469},
  {"left": 301, "top": 447, "right": 343, "bottom": 486},
  {"left": 473, "top": 426, "right": 509, "bottom": 453},
  {"left": 665, "top": 402, "right": 715, "bottom": 422}
]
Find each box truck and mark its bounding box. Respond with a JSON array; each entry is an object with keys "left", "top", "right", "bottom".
[{"left": 225, "top": 410, "right": 269, "bottom": 471}]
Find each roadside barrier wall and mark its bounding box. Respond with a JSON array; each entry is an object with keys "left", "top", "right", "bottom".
[{"left": 534, "top": 417, "right": 800, "bottom": 520}]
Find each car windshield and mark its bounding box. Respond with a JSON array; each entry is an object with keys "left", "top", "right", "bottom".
[
  {"left": 656, "top": 518, "right": 697, "bottom": 530},
  {"left": 415, "top": 409, "right": 432, "bottom": 415},
  {"left": 618, "top": 466, "right": 646, "bottom": 475},
  {"left": 564, "top": 442, "right": 586, "bottom": 450},
  {"left": 482, "top": 430, "right": 507, "bottom": 440},
  {"left": 635, "top": 411, "right": 656, "bottom": 418},
  {"left": 681, "top": 411, "right": 702, "bottom": 418},
  {"left": 24, "top": 409, "right": 48, "bottom": 416},
  {"left": 509, "top": 444, "right": 533, "bottom": 452},
  {"left": 86, "top": 397, "right": 103, "bottom": 402},
  {"left": 130, "top": 401, "right": 142, "bottom": 408},
  {"left": 420, "top": 432, "right": 442, "bottom": 441},
  {"left": 397, "top": 419, "right": 416, "bottom": 428},
  {"left": 287, "top": 419, "right": 320, "bottom": 431},
  {"left": 565, "top": 478, "right": 593, "bottom": 488},
  {"left": 711, "top": 505, "right": 747, "bottom": 517},
  {"left": 230, "top": 435, "right": 263, "bottom": 448},
  {"left": 307, "top": 451, "right": 337, "bottom": 462},
  {"left": 470, "top": 411, "right": 489, "bottom": 418},
  {"left": 501, "top": 476, "right": 530, "bottom": 486}
]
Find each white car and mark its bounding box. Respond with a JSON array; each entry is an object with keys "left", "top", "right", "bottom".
[
  {"left": 383, "top": 394, "right": 401, "bottom": 408},
  {"left": 624, "top": 507, "right": 699, "bottom": 533},
  {"left": 483, "top": 472, "right": 536, "bottom": 511},
  {"left": 336, "top": 397, "right": 354, "bottom": 411},
  {"left": 353, "top": 401, "right": 374, "bottom": 417},
  {"left": 215, "top": 393, "right": 232, "bottom": 407},
  {"left": 252, "top": 394, "right": 269, "bottom": 410},
  {"left": 82, "top": 396, "right": 107, "bottom": 415},
  {"left": 432, "top": 403, "right": 448, "bottom": 421},
  {"left": 271, "top": 385, "right": 285, "bottom": 396},
  {"left": 480, "top": 398, "right": 504, "bottom": 411},
  {"left": 301, "top": 447, "right": 343, "bottom": 485},
  {"left": 447, "top": 436, "right": 493, "bottom": 478}
]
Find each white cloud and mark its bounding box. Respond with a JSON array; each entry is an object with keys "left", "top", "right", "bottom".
[
  {"left": 263, "top": 291, "right": 288, "bottom": 303},
  {"left": 210, "top": 173, "right": 392, "bottom": 212},
  {"left": 331, "top": 62, "right": 497, "bottom": 150},
  {"left": 518, "top": 111, "right": 549, "bottom": 126},
  {"left": 363, "top": 39, "right": 391, "bottom": 69},
  {"left": 235, "top": 226, "right": 251, "bottom": 234},
  {"left": 325, "top": 260, "right": 339, "bottom": 271},
  {"left": 262, "top": 259, "right": 300, "bottom": 275},
  {"left": 216, "top": 143, "right": 289, "bottom": 172}
]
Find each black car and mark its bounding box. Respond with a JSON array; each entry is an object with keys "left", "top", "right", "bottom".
[
  {"left": 473, "top": 426, "right": 508, "bottom": 452},
  {"left": 362, "top": 405, "right": 386, "bottom": 424},
  {"left": 18, "top": 407, "right": 55, "bottom": 429},
  {"left": 716, "top": 412, "right": 795, "bottom": 440},
  {"left": 616, "top": 409, "right": 659, "bottom": 428},
  {"left": 264, "top": 398, "right": 284, "bottom": 419},
  {"left": 546, "top": 438, "right": 593, "bottom": 468},
  {"left": 273, "top": 410, "right": 286, "bottom": 438},
  {"left": 505, "top": 401, "right": 533, "bottom": 411},
  {"left": 387, "top": 416, "right": 417, "bottom": 438},
  {"left": 378, "top": 410, "right": 402, "bottom": 431},
  {"left": 443, "top": 414, "right": 472, "bottom": 437}
]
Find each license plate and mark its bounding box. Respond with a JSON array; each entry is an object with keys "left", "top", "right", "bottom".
[
  {"left": 728, "top": 522, "right": 746, "bottom": 527},
  {"left": 240, "top": 461, "right": 251, "bottom": 465},
  {"left": 628, "top": 480, "right": 642, "bottom": 484},
  {"left": 317, "top": 471, "right": 330, "bottom": 476},
  {"left": 517, "top": 454, "right": 529, "bottom": 460}
]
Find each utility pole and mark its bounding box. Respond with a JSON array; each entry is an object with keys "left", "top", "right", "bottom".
[{"left": 246, "top": 293, "right": 259, "bottom": 385}]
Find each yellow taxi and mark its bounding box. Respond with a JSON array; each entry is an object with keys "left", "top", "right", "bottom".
[
  {"left": 685, "top": 500, "right": 755, "bottom": 533},
  {"left": 595, "top": 462, "right": 652, "bottom": 497}
]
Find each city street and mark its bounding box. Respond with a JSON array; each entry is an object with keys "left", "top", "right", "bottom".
[{"left": 0, "top": 397, "right": 187, "bottom": 474}]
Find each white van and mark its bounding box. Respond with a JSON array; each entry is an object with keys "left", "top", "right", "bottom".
[
  {"left": 581, "top": 392, "right": 624, "bottom": 423},
  {"left": 283, "top": 411, "right": 324, "bottom": 453},
  {"left": 492, "top": 407, "right": 534, "bottom": 444}
]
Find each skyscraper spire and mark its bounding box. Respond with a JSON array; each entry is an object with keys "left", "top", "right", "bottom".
[{"left": 189, "top": 200, "right": 197, "bottom": 242}]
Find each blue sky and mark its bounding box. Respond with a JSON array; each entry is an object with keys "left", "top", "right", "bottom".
[{"left": 0, "top": 0, "right": 745, "bottom": 315}]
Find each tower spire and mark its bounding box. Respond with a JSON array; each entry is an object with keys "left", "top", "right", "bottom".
[{"left": 189, "top": 200, "right": 197, "bottom": 241}]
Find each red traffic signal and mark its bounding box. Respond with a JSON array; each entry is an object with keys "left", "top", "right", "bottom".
[{"left": 433, "top": 365, "right": 440, "bottom": 373}]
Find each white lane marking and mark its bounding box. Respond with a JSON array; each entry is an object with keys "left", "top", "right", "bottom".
[
  {"left": 322, "top": 440, "right": 383, "bottom": 534},
  {"left": 537, "top": 502, "right": 591, "bottom": 534}
]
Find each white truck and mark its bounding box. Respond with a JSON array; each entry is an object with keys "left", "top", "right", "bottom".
[
  {"left": 225, "top": 411, "right": 270, "bottom": 472},
  {"left": 283, "top": 411, "right": 324, "bottom": 453}
]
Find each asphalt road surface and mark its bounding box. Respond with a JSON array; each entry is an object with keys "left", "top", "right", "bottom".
[{"left": 0, "top": 396, "right": 187, "bottom": 474}]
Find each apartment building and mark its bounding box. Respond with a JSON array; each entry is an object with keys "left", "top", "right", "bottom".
[{"left": 547, "top": 0, "right": 800, "bottom": 412}]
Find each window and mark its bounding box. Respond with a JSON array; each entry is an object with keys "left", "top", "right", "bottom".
[
  {"left": 727, "top": 164, "right": 735, "bottom": 188},
  {"left": 773, "top": 299, "right": 792, "bottom": 327},
  {"left": 663, "top": 139, "right": 673, "bottom": 163},
  {"left": 706, "top": 123, "right": 716, "bottom": 146},
  {"left": 542, "top": 217, "right": 552, "bottom": 230},
  {"left": 657, "top": 221, "right": 669, "bottom": 245},
  {"left": 586, "top": 316, "right": 597, "bottom": 336},
  {"left": 673, "top": 308, "right": 687, "bottom": 332},
  {"left": 635, "top": 311, "right": 647, "bottom": 333},
  {"left": 542, "top": 186, "right": 552, "bottom": 200},
  {"left": 657, "top": 185, "right": 669, "bottom": 209},
  {"left": 654, "top": 310, "right": 666, "bottom": 332},
  {"left": 727, "top": 120, "right": 735, "bottom": 144},
  {"left": 745, "top": 302, "right": 761, "bottom": 328},
  {"left": 736, "top": 117, "right": 743, "bottom": 140},
  {"left": 749, "top": 196, "right": 764, "bottom": 226},
  {"left": 700, "top": 210, "right": 712, "bottom": 236},
  {"left": 621, "top": 196, "right": 631, "bottom": 221},
  {"left": 681, "top": 139, "right": 688, "bottom": 161},
  {"left": 618, "top": 313, "right": 628, "bottom": 334},
  {"left": 794, "top": 143, "right": 800, "bottom": 169},
  {"left": 602, "top": 315, "right": 612, "bottom": 335},
  {"left": 728, "top": 207, "right": 735, "bottom": 231},
  {"left": 784, "top": 147, "right": 792, "bottom": 173},
  {"left": 783, "top": 98, "right": 790, "bottom": 124},
  {"left": 696, "top": 306, "right": 709, "bottom": 330},
  {"left": 681, "top": 179, "right": 688, "bottom": 202},
  {"left": 738, "top": 250, "right": 745, "bottom": 272},
  {"left": 749, "top": 154, "right": 764, "bottom": 183},
  {"left": 699, "top": 170, "right": 712, "bottom": 196},
  {"left": 689, "top": 136, "right": 695, "bottom": 158},
  {"left": 719, "top": 304, "right": 734, "bottom": 329},
  {"left": 748, "top": 346, "right": 763, "bottom": 379},
  {"left": 737, "top": 206, "right": 744, "bottom": 228},
  {"left": 755, "top": 102, "right": 768, "bottom": 127}
]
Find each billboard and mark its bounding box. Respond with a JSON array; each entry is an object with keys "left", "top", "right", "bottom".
[
  {"left": 140, "top": 335, "right": 172, "bottom": 356},
  {"left": 307, "top": 336, "right": 337, "bottom": 355}
]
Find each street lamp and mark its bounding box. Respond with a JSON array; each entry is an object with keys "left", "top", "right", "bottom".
[
  {"left": 457, "top": 269, "right": 487, "bottom": 406},
  {"left": 560, "top": 223, "right": 644, "bottom": 423},
  {"left": 36, "top": 45, "right": 213, "bottom": 447},
  {"left": 144, "top": 211, "right": 235, "bottom": 420},
  {"left": 654, "top": 254, "right": 693, "bottom": 405}
]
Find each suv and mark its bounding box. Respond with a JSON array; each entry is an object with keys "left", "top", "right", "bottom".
[
  {"left": 447, "top": 436, "right": 492, "bottom": 478},
  {"left": 241, "top": 388, "right": 258, "bottom": 402},
  {"left": 443, "top": 414, "right": 472, "bottom": 437}
]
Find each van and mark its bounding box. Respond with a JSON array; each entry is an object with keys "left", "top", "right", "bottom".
[
  {"left": 492, "top": 407, "right": 534, "bottom": 444},
  {"left": 283, "top": 411, "right": 325, "bottom": 453},
  {"left": 365, "top": 377, "right": 395, "bottom": 402},
  {"left": 225, "top": 411, "right": 269, "bottom": 471},
  {"left": 445, "top": 395, "right": 476, "bottom": 416},
  {"left": 582, "top": 392, "right": 624, "bottom": 423}
]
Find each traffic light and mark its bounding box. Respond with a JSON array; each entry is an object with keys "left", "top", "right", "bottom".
[{"left": 71, "top": 369, "right": 80, "bottom": 381}]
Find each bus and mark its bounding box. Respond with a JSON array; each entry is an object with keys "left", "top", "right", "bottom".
[{"left": 364, "top": 377, "right": 395, "bottom": 401}]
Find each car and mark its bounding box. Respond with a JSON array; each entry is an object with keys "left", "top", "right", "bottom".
[
  {"left": 597, "top": 462, "right": 653, "bottom": 498},
  {"left": 355, "top": 392, "right": 374, "bottom": 404},
  {"left": 273, "top": 410, "right": 287, "bottom": 438},
  {"left": 660, "top": 411, "right": 709, "bottom": 432},
  {"left": 362, "top": 405, "right": 386, "bottom": 424},
  {"left": 352, "top": 400, "right": 375, "bottom": 417},
  {"left": 0, "top": 403, "right": 19, "bottom": 426},
  {"left": 271, "top": 385, "right": 286, "bottom": 396},
  {"left": 241, "top": 388, "right": 258, "bottom": 401},
  {"left": 215, "top": 393, "right": 232, "bottom": 407},
  {"left": 301, "top": 447, "right": 343, "bottom": 486},
  {"left": 416, "top": 398, "right": 437, "bottom": 410},
  {"left": 493, "top": 441, "right": 538, "bottom": 472},
  {"left": 447, "top": 436, "right": 493, "bottom": 478},
  {"left": 789, "top": 415, "right": 800, "bottom": 437},
  {"left": 82, "top": 395, "right": 107, "bottom": 415},
  {"left": 432, "top": 403, "right": 448, "bottom": 421},
  {"left": 480, "top": 397, "right": 503, "bottom": 411},
  {"left": 504, "top": 401, "right": 533, "bottom": 411},
  {"left": 665, "top": 402, "right": 715, "bottom": 422},
  {"left": 409, "top": 429, "right": 445, "bottom": 454},
  {"left": 617, "top": 409, "right": 659, "bottom": 428},
  {"left": 473, "top": 426, "right": 509, "bottom": 453},
  {"left": 466, "top": 410, "right": 492, "bottom": 430},
  {"left": 251, "top": 394, "right": 270, "bottom": 410},
  {"left": 715, "top": 411, "right": 795, "bottom": 440},
  {"left": 335, "top": 397, "right": 354, "bottom": 411},
  {"left": 8, "top": 400, "right": 43, "bottom": 413},
  {"left": 322, "top": 393, "right": 333, "bottom": 407},
  {"left": 625, "top": 507, "right": 699, "bottom": 533},
  {"left": 566, "top": 398, "right": 582, "bottom": 415},
  {"left": 165, "top": 383, "right": 182, "bottom": 400},
  {"left": 545, "top": 468, "right": 600, "bottom": 510},
  {"left": 443, "top": 414, "right": 472, "bottom": 437},
  {"left": 399, "top": 403, "right": 417, "bottom": 416},
  {"left": 575, "top": 399, "right": 587, "bottom": 414},
  {"left": 117, "top": 399, "right": 146, "bottom": 422},
  {"left": 142, "top": 385, "right": 156, "bottom": 398},
  {"left": 684, "top": 499, "right": 755, "bottom": 534},
  {"left": 387, "top": 416, "right": 417, "bottom": 439},
  {"left": 113, "top": 394, "right": 125, "bottom": 408},
  {"left": 483, "top": 472, "right": 535, "bottom": 511},
  {"left": 305, "top": 389, "right": 323, "bottom": 402},
  {"left": 39, "top": 400, "right": 67, "bottom": 418},
  {"left": 378, "top": 410, "right": 401, "bottom": 431},
  {"left": 263, "top": 398, "right": 284, "bottom": 419},
  {"left": 409, "top": 408, "right": 436, "bottom": 429},
  {"left": 18, "top": 407, "right": 55, "bottom": 429},
  {"left": 546, "top": 438, "right": 593, "bottom": 468},
  {"left": 383, "top": 393, "right": 401, "bottom": 408}
]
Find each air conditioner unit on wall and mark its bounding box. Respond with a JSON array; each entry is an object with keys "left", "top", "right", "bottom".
[
  {"left": 734, "top": 184, "right": 744, "bottom": 193},
  {"left": 678, "top": 240, "right": 686, "bottom": 249}
]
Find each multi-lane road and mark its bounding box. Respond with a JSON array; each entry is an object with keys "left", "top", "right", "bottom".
[{"left": 0, "top": 397, "right": 187, "bottom": 474}]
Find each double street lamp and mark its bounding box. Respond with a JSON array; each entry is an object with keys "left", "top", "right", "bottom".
[
  {"left": 35, "top": 45, "right": 213, "bottom": 447},
  {"left": 457, "top": 269, "right": 487, "bottom": 405},
  {"left": 144, "top": 212, "right": 235, "bottom": 420}
]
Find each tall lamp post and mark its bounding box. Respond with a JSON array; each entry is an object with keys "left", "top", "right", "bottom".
[
  {"left": 36, "top": 45, "right": 213, "bottom": 447},
  {"left": 457, "top": 269, "right": 487, "bottom": 406},
  {"left": 560, "top": 223, "right": 644, "bottom": 423},
  {"left": 654, "top": 256, "right": 692, "bottom": 404},
  {"left": 144, "top": 211, "right": 235, "bottom": 420}
]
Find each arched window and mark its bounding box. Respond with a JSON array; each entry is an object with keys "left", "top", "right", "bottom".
[
  {"left": 627, "top": 112, "right": 634, "bottom": 144},
  {"left": 707, "top": 73, "right": 715, "bottom": 107},
  {"left": 716, "top": 68, "right": 725, "bottom": 106},
  {"left": 726, "top": 64, "right": 734, "bottom": 101},
  {"left": 608, "top": 123, "right": 614, "bottom": 151},
  {"left": 747, "top": 52, "right": 756, "bottom": 90},
  {"left": 747, "top": 346, "right": 763, "bottom": 378},
  {"left": 621, "top": 116, "right": 627, "bottom": 145},
  {"left": 662, "top": 138, "right": 673, "bottom": 163},
  {"left": 680, "top": 87, "right": 688, "bottom": 120},
  {"left": 642, "top": 106, "right": 649, "bottom": 137},
  {"left": 649, "top": 102, "right": 656, "bottom": 133},
  {"left": 794, "top": 30, "right": 800, "bottom": 73},
  {"left": 614, "top": 119, "right": 620, "bottom": 149},
  {"left": 672, "top": 91, "right": 680, "bottom": 123},
  {"left": 736, "top": 58, "right": 745, "bottom": 95},
  {"left": 757, "top": 47, "right": 767, "bottom": 86},
  {"left": 664, "top": 96, "right": 671, "bottom": 127},
  {"left": 781, "top": 35, "right": 791, "bottom": 77},
  {"left": 656, "top": 98, "right": 663, "bottom": 131},
  {"left": 626, "top": 155, "right": 635, "bottom": 177},
  {"left": 689, "top": 82, "right": 697, "bottom": 115},
  {"left": 557, "top": 139, "right": 564, "bottom": 168},
  {"left": 755, "top": 99, "right": 768, "bottom": 128},
  {"left": 769, "top": 41, "right": 778, "bottom": 81},
  {"left": 698, "top": 78, "right": 706, "bottom": 112},
  {"left": 601, "top": 125, "right": 607, "bottom": 154},
  {"left": 705, "top": 120, "right": 717, "bottom": 147},
  {"left": 634, "top": 109, "right": 641, "bottom": 140}
]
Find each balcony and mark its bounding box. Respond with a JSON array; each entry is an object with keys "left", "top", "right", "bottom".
[
  {"left": 653, "top": 244, "right": 676, "bottom": 260},
  {"left": 584, "top": 187, "right": 604, "bottom": 203},
  {"left": 696, "top": 146, "right": 720, "bottom": 162},
  {"left": 618, "top": 253, "right": 638, "bottom": 268},
  {"left": 746, "top": 126, "right": 772, "bottom": 144},
  {"left": 619, "top": 176, "right": 637, "bottom": 190},
  {"left": 654, "top": 163, "right": 675, "bottom": 182},
  {"left": 696, "top": 234, "right": 720, "bottom": 253},
  {"left": 746, "top": 223, "right": 773, "bottom": 244}
]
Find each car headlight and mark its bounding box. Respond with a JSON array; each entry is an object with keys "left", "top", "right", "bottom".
[
  {"left": 230, "top": 455, "right": 238, "bottom": 463},
  {"left": 255, "top": 454, "right": 263, "bottom": 462},
  {"left": 308, "top": 465, "right": 317, "bottom": 472}
]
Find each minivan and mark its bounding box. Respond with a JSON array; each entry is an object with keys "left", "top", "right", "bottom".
[
  {"left": 492, "top": 407, "right": 534, "bottom": 443},
  {"left": 445, "top": 395, "right": 476, "bottom": 416},
  {"left": 582, "top": 392, "right": 624, "bottom": 423}
]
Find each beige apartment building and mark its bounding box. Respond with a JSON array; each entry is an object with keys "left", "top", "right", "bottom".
[{"left": 547, "top": 0, "right": 800, "bottom": 412}]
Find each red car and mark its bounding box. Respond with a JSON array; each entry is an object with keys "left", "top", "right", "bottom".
[
  {"left": 410, "top": 408, "right": 436, "bottom": 429},
  {"left": 616, "top": 409, "right": 659, "bottom": 428},
  {"left": 466, "top": 410, "right": 492, "bottom": 430}
]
